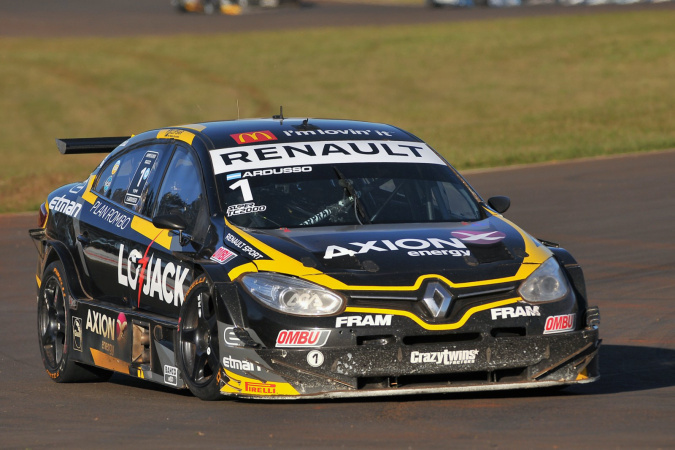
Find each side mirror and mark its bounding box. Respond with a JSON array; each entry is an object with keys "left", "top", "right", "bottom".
[
  {"left": 487, "top": 196, "right": 511, "bottom": 214},
  {"left": 153, "top": 214, "right": 192, "bottom": 246},
  {"left": 152, "top": 214, "right": 187, "bottom": 231}
]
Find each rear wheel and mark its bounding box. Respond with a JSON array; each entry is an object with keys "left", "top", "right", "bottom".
[
  {"left": 38, "top": 261, "right": 111, "bottom": 382},
  {"left": 176, "top": 275, "right": 222, "bottom": 400}
]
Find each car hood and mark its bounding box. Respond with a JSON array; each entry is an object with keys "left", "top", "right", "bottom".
[{"left": 231, "top": 216, "right": 552, "bottom": 288}]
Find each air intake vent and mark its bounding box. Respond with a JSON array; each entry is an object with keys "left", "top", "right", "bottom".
[{"left": 132, "top": 321, "right": 150, "bottom": 364}]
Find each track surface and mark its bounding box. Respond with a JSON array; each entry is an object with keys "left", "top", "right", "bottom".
[
  {"left": 2, "top": 151, "right": 674, "bottom": 448},
  {"left": 2, "top": 0, "right": 675, "bottom": 37},
  {"left": 1, "top": 1, "right": 674, "bottom": 448}
]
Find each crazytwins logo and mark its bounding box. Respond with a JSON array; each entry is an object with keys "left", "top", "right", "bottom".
[{"left": 450, "top": 230, "right": 506, "bottom": 245}]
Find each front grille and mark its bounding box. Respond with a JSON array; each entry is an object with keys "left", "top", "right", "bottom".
[
  {"left": 402, "top": 332, "right": 481, "bottom": 346},
  {"left": 347, "top": 283, "right": 518, "bottom": 324},
  {"left": 356, "top": 366, "right": 529, "bottom": 390}
]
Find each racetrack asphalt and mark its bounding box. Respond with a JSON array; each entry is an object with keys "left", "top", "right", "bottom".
[
  {"left": 1, "top": 1, "right": 674, "bottom": 447},
  {"left": 2, "top": 150, "right": 674, "bottom": 448}
]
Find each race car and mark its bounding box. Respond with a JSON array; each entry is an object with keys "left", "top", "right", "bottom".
[
  {"left": 30, "top": 116, "right": 601, "bottom": 400},
  {"left": 171, "top": 0, "right": 292, "bottom": 15}
]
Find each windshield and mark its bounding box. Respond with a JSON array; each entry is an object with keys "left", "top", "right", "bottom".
[{"left": 219, "top": 162, "right": 482, "bottom": 229}]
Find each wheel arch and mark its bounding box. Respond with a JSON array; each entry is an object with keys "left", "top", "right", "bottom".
[
  {"left": 549, "top": 246, "right": 588, "bottom": 309},
  {"left": 41, "top": 241, "right": 89, "bottom": 301},
  {"left": 194, "top": 263, "right": 243, "bottom": 327}
]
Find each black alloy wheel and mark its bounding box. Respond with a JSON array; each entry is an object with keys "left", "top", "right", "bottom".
[
  {"left": 177, "top": 275, "right": 222, "bottom": 400},
  {"left": 38, "top": 261, "right": 110, "bottom": 382}
]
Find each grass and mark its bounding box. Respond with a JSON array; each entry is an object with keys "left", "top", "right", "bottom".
[{"left": 1, "top": 9, "right": 674, "bottom": 212}]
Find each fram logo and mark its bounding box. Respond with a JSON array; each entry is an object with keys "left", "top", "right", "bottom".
[{"left": 230, "top": 130, "right": 277, "bottom": 145}]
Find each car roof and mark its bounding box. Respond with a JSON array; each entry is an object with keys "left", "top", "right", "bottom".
[{"left": 128, "top": 118, "right": 424, "bottom": 152}]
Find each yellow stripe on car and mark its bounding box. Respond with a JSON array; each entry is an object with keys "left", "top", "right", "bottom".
[
  {"left": 225, "top": 218, "right": 540, "bottom": 292},
  {"left": 220, "top": 369, "right": 298, "bottom": 397},
  {"left": 130, "top": 216, "right": 173, "bottom": 250},
  {"left": 81, "top": 175, "right": 98, "bottom": 205},
  {"left": 156, "top": 129, "right": 196, "bottom": 145},
  {"left": 345, "top": 298, "right": 520, "bottom": 331}
]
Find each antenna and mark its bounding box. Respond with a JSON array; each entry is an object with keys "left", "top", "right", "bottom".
[
  {"left": 237, "top": 99, "right": 240, "bottom": 120},
  {"left": 272, "top": 106, "right": 284, "bottom": 123}
]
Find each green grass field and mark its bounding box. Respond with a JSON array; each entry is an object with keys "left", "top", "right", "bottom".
[{"left": 1, "top": 9, "right": 674, "bottom": 213}]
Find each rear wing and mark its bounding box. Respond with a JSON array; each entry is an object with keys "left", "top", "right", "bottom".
[{"left": 56, "top": 137, "right": 131, "bottom": 155}]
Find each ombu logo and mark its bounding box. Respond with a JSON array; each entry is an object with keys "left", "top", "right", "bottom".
[
  {"left": 230, "top": 130, "right": 277, "bottom": 145},
  {"left": 544, "top": 314, "right": 575, "bottom": 334},
  {"left": 276, "top": 330, "right": 331, "bottom": 348}
]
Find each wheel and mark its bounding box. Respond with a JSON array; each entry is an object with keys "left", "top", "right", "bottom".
[
  {"left": 38, "top": 261, "right": 111, "bottom": 382},
  {"left": 176, "top": 275, "right": 222, "bottom": 400}
]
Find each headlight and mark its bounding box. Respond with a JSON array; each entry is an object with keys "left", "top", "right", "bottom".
[
  {"left": 518, "top": 257, "right": 569, "bottom": 303},
  {"left": 241, "top": 272, "right": 345, "bottom": 316}
]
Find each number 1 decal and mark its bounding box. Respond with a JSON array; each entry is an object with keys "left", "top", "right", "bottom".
[{"left": 229, "top": 178, "right": 253, "bottom": 202}]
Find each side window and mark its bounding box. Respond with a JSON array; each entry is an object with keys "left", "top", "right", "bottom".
[
  {"left": 94, "top": 144, "right": 171, "bottom": 213},
  {"left": 153, "top": 147, "right": 208, "bottom": 237}
]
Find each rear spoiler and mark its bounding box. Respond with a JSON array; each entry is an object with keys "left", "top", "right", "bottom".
[{"left": 56, "top": 137, "right": 131, "bottom": 155}]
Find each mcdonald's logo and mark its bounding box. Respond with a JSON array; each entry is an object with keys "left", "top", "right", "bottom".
[{"left": 230, "top": 130, "right": 278, "bottom": 144}]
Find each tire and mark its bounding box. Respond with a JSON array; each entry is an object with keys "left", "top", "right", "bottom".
[
  {"left": 38, "top": 261, "right": 111, "bottom": 382},
  {"left": 176, "top": 275, "right": 222, "bottom": 400}
]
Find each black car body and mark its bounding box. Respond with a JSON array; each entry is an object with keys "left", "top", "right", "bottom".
[{"left": 30, "top": 117, "right": 600, "bottom": 400}]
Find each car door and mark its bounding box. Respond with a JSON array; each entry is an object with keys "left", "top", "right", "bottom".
[
  {"left": 77, "top": 142, "right": 172, "bottom": 307},
  {"left": 129, "top": 144, "right": 209, "bottom": 318}
]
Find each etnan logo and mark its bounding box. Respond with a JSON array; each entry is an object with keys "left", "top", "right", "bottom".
[{"left": 230, "top": 130, "right": 278, "bottom": 145}]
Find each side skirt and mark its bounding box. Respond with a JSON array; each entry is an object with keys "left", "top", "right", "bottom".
[{"left": 68, "top": 298, "right": 187, "bottom": 390}]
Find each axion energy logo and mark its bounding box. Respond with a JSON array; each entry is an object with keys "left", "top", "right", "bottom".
[
  {"left": 451, "top": 230, "right": 506, "bottom": 245},
  {"left": 230, "top": 131, "right": 277, "bottom": 145}
]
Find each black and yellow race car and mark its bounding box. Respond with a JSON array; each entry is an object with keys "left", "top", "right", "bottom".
[
  {"left": 171, "top": 0, "right": 293, "bottom": 15},
  {"left": 30, "top": 116, "right": 600, "bottom": 400}
]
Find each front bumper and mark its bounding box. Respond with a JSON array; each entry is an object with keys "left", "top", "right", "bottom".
[{"left": 217, "top": 326, "right": 600, "bottom": 399}]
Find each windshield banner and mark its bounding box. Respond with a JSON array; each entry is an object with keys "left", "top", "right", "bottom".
[{"left": 210, "top": 140, "right": 446, "bottom": 175}]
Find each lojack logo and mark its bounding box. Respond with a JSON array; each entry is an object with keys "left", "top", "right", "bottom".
[
  {"left": 323, "top": 237, "right": 469, "bottom": 260},
  {"left": 117, "top": 243, "right": 188, "bottom": 308}
]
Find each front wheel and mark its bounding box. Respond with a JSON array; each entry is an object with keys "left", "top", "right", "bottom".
[
  {"left": 176, "top": 275, "right": 222, "bottom": 400},
  {"left": 38, "top": 261, "right": 111, "bottom": 382}
]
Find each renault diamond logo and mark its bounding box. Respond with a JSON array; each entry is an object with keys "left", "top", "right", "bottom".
[{"left": 422, "top": 282, "right": 454, "bottom": 319}]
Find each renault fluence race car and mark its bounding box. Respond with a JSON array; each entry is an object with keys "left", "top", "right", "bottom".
[{"left": 30, "top": 117, "right": 600, "bottom": 400}]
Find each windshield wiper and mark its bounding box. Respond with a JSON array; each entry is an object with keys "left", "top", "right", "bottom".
[{"left": 333, "top": 167, "right": 372, "bottom": 225}]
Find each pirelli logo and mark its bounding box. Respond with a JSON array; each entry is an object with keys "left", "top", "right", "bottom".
[{"left": 230, "top": 130, "right": 277, "bottom": 145}]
